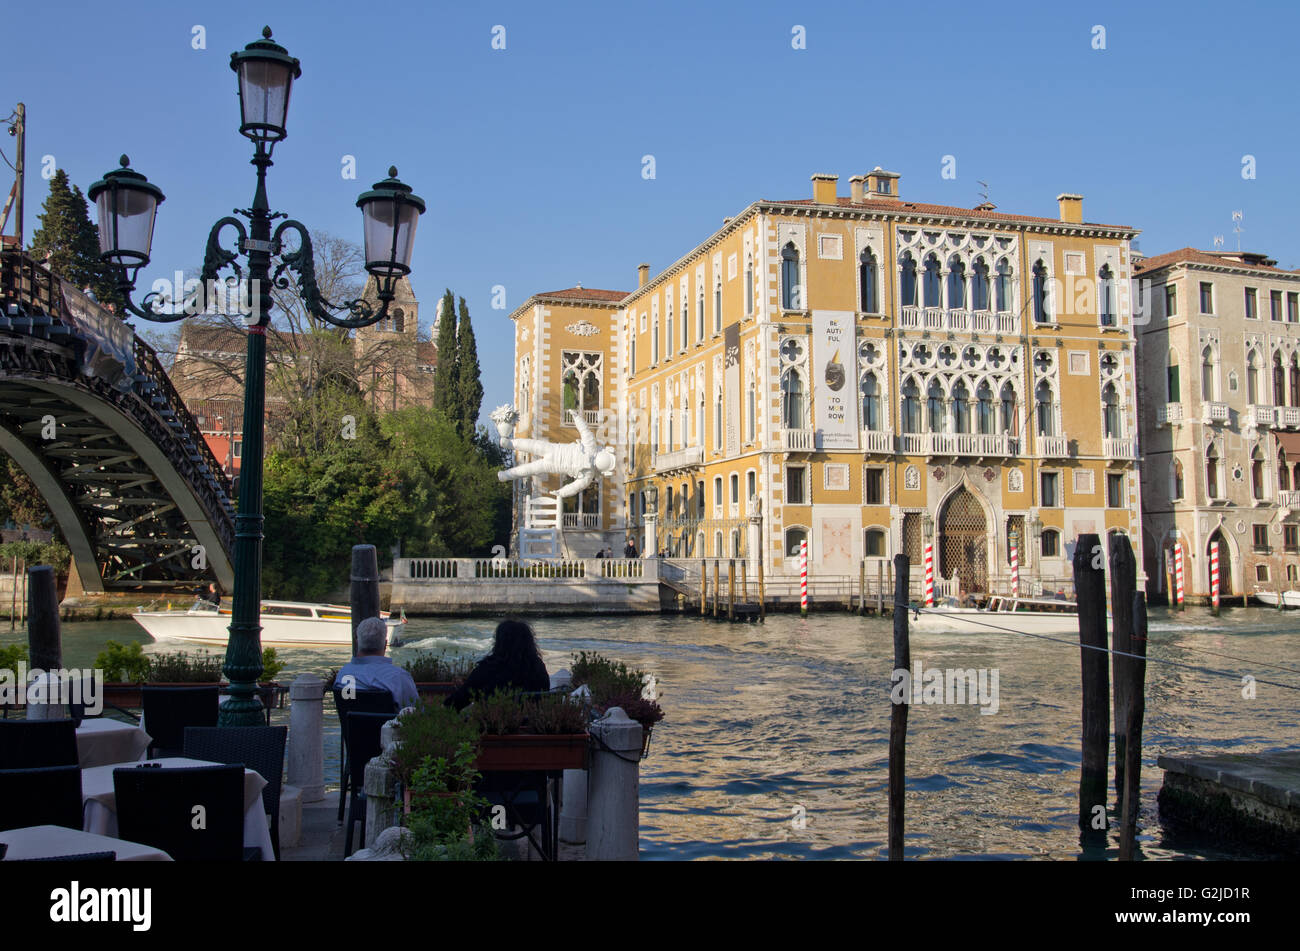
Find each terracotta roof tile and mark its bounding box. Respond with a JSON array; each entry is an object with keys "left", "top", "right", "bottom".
[
  {"left": 536, "top": 287, "right": 629, "bottom": 303},
  {"left": 1135, "top": 247, "right": 1300, "bottom": 275}
]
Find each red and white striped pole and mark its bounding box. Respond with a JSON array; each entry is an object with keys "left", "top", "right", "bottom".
[
  {"left": 1210, "top": 541, "right": 1220, "bottom": 614},
  {"left": 923, "top": 542, "right": 935, "bottom": 606},
  {"left": 799, "top": 539, "right": 809, "bottom": 616},
  {"left": 1174, "top": 544, "right": 1185, "bottom": 609},
  {"left": 1009, "top": 535, "right": 1020, "bottom": 598}
]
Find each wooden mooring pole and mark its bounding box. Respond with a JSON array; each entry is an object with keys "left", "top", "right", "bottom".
[
  {"left": 888, "top": 553, "right": 910, "bottom": 861},
  {"left": 1119, "top": 590, "right": 1149, "bottom": 861},
  {"left": 727, "top": 559, "right": 735, "bottom": 621},
  {"left": 712, "top": 560, "right": 719, "bottom": 617},
  {"left": 26, "top": 565, "right": 61, "bottom": 674},
  {"left": 741, "top": 560, "right": 748, "bottom": 603},
  {"left": 350, "top": 544, "right": 381, "bottom": 656},
  {"left": 1109, "top": 535, "right": 1136, "bottom": 801},
  {"left": 1073, "top": 533, "right": 1109, "bottom": 837},
  {"left": 700, "top": 562, "right": 708, "bottom": 615},
  {"left": 859, "top": 560, "right": 866, "bottom": 615},
  {"left": 877, "top": 560, "right": 884, "bottom": 615},
  {"left": 757, "top": 553, "right": 765, "bottom": 619}
]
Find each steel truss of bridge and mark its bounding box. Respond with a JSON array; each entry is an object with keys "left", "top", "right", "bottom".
[{"left": 0, "top": 251, "right": 234, "bottom": 592}]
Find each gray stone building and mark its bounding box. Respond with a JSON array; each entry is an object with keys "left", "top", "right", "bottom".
[{"left": 1135, "top": 247, "right": 1300, "bottom": 601}]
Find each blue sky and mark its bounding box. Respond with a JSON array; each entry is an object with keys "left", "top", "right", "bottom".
[{"left": 3, "top": 0, "right": 1297, "bottom": 421}]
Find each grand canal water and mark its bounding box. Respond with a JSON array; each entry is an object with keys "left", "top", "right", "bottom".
[{"left": 4, "top": 605, "right": 1297, "bottom": 860}]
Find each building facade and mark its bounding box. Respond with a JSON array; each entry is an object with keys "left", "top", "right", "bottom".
[
  {"left": 1135, "top": 248, "right": 1300, "bottom": 601},
  {"left": 514, "top": 169, "right": 1144, "bottom": 592}
]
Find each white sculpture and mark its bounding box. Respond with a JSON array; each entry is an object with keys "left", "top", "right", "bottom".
[{"left": 493, "top": 404, "right": 616, "bottom": 500}]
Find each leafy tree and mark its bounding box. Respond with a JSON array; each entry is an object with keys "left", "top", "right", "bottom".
[
  {"left": 431, "top": 289, "right": 458, "bottom": 421},
  {"left": 28, "top": 169, "right": 121, "bottom": 308},
  {"left": 454, "top": 296, "right": 483, "bottom": 434},
  {"left": 0, "top": 456, "right": 53, "bottom": 532}
]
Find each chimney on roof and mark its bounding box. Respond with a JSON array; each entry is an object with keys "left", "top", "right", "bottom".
[
  {"left": 1057, "top": 193, "right": 1083, "bottom": 224},
  {"left": 849, "top": 175, "right": 866, "bottom": 204},
  {"left": 811, "top": 173, "right": 838, "bottom": 205},
  {"left": 865, "top": 167, "right": 900, "bottom": 201},
  {"left": 638, "top": 263, "right": 649, "bottom": 288}
]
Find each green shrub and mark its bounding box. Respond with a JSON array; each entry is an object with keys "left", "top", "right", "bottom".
[
  {"left": 260, "top": 647, "right": 286, "bottom": 681},
  {"left": 391, "top": 700, "right": 482, "bottom": 784},
  {"left": 0, "top": 643, "right": 28, "bottom": 675},
  {"left": 147, "top": 649, "right": 224, "bottom": 682},
  {"left": 401, "top": 650, "right": 473, "bottom": 683},
  {"left": 570, "top": 651, "right": 646, "bottom": 704},
  {"left": 94, "top": 640, "right": 150, "bottom": 682}
]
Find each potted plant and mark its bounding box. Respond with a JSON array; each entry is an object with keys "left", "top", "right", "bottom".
[
  {"left": 471, "top": 689, "right": 591, "bottom": 772},
  {"left": 96, "top": 643, "right": 287, "bottom": 710},
  {"left": 570, "top": 651, "right": 665, "bottom": 758},
  {"left": 401, "top": 650, "right": 472, "bottom": 698},
  {"left": 95, "top": 640, "right": 155, "bottom": 709}
]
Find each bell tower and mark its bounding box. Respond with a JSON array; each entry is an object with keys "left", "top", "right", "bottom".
[{"left": 354, "top": 275, "right": 421, "bottom": 411}]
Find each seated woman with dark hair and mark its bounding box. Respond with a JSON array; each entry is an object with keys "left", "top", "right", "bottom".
[{"left": 447, "top": 618, "right": 550, "bottom": 711}]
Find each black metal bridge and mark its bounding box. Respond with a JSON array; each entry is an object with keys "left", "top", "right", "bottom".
[{"left": 0, "top": 251, "right": 234, "bottom": 592}]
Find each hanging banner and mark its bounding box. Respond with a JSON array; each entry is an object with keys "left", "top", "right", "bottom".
[
  {"left": 812, "top": 310, "right": 858, "bottom": 449},
  {"left": 725, "top": 323, "right": 741, "bottom": 455}
]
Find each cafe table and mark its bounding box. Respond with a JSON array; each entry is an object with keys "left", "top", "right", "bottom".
[
  {"left": 79, "top": 756, "right": 276, "bottom": 860},
  {"left": 75, "top": 718, "right": 151, "bottom": 769},
  {"left": 0, "top": 824, "right": 172, "bottom": 862}
]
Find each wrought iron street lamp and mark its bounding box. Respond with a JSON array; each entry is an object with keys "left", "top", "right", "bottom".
[{"left": 89, "top": 26, "right": 424, "bottom": 726}]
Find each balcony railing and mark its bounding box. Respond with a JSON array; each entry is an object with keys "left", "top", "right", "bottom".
[
  {"left": 564, "top": 409, "right": 602, "bottom": 427},
  {"left": 561, "top": 512, "right": 601, "bottom": 530},
  {"left": 1157, "top": 403, "right": 1184, "bottom": 425},
  {"left": 923, "top": 307, "right": 945, "bottom": 330},
  {"left": 1249, "top": 404, "right": 1277, "bottom": 428},
  {"left": 931, "top": 432, "right": 1018, "bottom": 457},
  {"left": 898, "top": 306, "right": 1021, "bottom": 336},
  {"left": 900, "top": 306, "right": 920, "bottom": 329},
  {"left": 1038, "top": 434, "right": 1069, "bottom": 457},
  {"left": 947, "top": 309, "right": 970, "bottom": 332},
  {"left": 779, "top": 428, "right": 816, "bottom": 452},
  {"left": 1104, "top": 436, "right": 1138, "bottom": 460},
  {"left": 1202, "top": 402, "right": 1230, "bottom": 423},
  {"left": 1279, "top": 490, "right": 1300, "bottom": 508},
  {"left": 658, "top": 445, "right": 703, "bottom": 471},
  {"left": 898, "top": 432, "right": 931, "bottom": 455},
  {"left": 861, "top": 429, "right": 894, "bottom": 454},
  {"left": 1281, "top": 407, "right": 1300, "bottom": 428}
]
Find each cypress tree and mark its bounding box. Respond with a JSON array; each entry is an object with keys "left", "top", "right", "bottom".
[
  {"left": 431, "top": 288, "right": 459, "bottom": 421},
  {"left": 455, "top": 296, "right": 483, "bottom": 434},
  {"left": 28, "top": 169, "right": 121, "bottom": 309}
]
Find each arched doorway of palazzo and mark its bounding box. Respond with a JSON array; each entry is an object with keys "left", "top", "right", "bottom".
[{"left": 939, "top": 486, "right": 989, "bottom": 595}]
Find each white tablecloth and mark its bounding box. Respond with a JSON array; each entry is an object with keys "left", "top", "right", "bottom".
[
  {"left": 1, "top": 824, "right": 172, "bottom": 862},
  {"left": 79, "top": 756, "right": 275, "bottom": 860},
  {"left": 75, "top": 719, "right": 151, "bottom": 769}
]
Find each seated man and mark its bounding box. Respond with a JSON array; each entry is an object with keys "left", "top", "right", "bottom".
[{"left": 334, "top": 616, "right": 419, "bottom": 710}]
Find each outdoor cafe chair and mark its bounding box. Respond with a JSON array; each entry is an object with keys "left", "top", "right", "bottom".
[
  {"left": 183, "top": 725, "right": 287, "bottom": 859},
  {"left": 113, "top": 764, "right": 258, "bottom": 861},
  {"left": 0, "top": 765, "right": 84, "bottom": 832},
  {"left": 0, "top": 719, "right": 79, "bottom": 769},
  {"left": 142, "top": 686, "right": 219, "bottom": 758},
  {"left": 342, "top": 711, "right": 395, "bottom": 858},
  {"left": 331, "top": 686, "right": 398, "bottom": 823}
]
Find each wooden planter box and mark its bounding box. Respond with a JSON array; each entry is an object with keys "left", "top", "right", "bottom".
[
  {"left": 415, "top": 682, "right": 457, "bottom": 698},
  {"left": 475, "top": 733, "right": 590, "bottom": 772},
  {"left": 102, "top": 681, "right": 283, "bottom": 711}
]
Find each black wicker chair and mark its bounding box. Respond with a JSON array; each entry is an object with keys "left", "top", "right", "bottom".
[
  {"left": 0, "top": 765, "right": 84, "bottom": 831},
  {"left": 331, "top": 686, "right": 398, "bottom": 824},
  {"left": 342, "top": 711, "right": 395, "bottom": 858},
  {"left": 182, "top": 725, "right": 287, "bottom": 859},
  {"left": 141, "top": 686, "right": 219, "bottom": 758},
  {"left": 113, "top": 764, "right": 258, "bottom": 861},
  {"left": 0, "top": 719, "right": 79, "bottom": 769}
]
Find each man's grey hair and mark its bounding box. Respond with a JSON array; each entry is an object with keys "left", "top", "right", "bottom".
[{"left": 356, "top": 616, "right": 388, "bottom": 653}]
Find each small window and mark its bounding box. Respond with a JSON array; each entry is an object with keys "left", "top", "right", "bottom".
[
  {"left": 730, "top": 473, "right": 739, "bottom": 505},
  {"left": 1106, "top": 472, "right": 1124, "bottom": 508},
  {"left": 864, "top": 467, "right": 885, "bottom": 505},
  {"left": 786, "top": 466, "right": 807, "bottom": 505},
  {"left": 1245, "top": 287, "right": 1258, "bottom": 319},
  {"left": 1289, "top": 564, "right": 1299, "bottom": 582},
  {"left": 1041, "top": 528, "right": 1061, "bottom": 558},
  {"left": 1271, "top": 290, "right": 1283, "bottom": 321},
  {"left": 1256, "top": 564, "right": 1271, "bottom": 582},
  {"left": 864, "top": 529, "right": 886, "bottom": 557},
  {"left": 785, "top": 527, "right": 809, "bottom": 558},
  {"left": 1200, "top": 282, "right": 1214, "bottom": 314},
  {"left": 713, "top": 476, "right": 723, "bottom": 508},
  {"left": 1253, "top": 524, "right": 1269, "bottom": 551},
  {"left": 1165, "top": 284, "right": 1177, "bottom": 317},
  {"left": 1040, "top": 471, "right": 1060, "bottom": 507},
  {"left": 1285, "top": 524, "right": 1298, "bottom": 551},
  {"left": 746, "top": 470, "right": 756, "bottom": 506},
  {"left": 1289, "top": 292, "right": 1298, "bottom": 323}
]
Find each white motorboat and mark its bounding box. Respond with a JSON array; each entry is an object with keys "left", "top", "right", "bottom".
[
  {"left": 909, "top": 595, "right": 1080, "bottom": 634},
  {"left": 132, "top": 599, "right": 406, "bottom": 648},
  {"left": 1254, "top": 587, "right": 1300, "bottom": 609}
]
